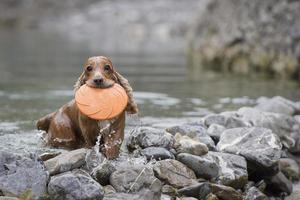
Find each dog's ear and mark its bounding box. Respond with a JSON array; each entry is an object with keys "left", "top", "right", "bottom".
[
  {"left": 113, "top": 71, "right": 138, "bottom": 114},
  {"left": 74, "top": 71, "right": 86, "bottom": 92}
]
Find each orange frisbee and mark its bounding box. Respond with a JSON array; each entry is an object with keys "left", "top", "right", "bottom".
[{"left": 75, "top": 83, "right": 128, "bottom": 120}]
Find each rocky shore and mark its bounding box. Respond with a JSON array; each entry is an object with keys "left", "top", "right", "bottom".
[{"left": 1, "top": 96, "right": 300, "bottom": 199}]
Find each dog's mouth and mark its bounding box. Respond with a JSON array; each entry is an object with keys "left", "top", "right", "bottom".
[{"left": 86, "top": 80, "right": 114, "bottom": 89}]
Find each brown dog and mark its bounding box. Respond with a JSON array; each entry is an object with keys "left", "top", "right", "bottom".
[{"left": 36, "top": 56, "right": 138, "bottom": 159}]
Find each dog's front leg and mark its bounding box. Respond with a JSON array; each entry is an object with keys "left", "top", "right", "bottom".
[
  {"left": 78, "top": 114, "right": 98, "bottom": 147},
  {"left": 101, "top": 112, "right": 126, "bottom": 159}
]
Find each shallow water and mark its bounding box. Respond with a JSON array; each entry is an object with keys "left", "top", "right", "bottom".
[{"left": 1, "top": 29, "right": 300, "bottom": 153}]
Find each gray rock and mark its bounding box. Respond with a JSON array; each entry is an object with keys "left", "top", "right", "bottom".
[
  {"left": 237, "top": 107, "right": 296, "bottom": 139},
  {"left": 110, "top": 166, "right": 162, "bottom": 193},
  {"left": 48, "top": 169, "right": 104, "bottom": 200},
  {"left": 44, "top": 148, "right": 88, "bottom": 175},
  {"left": 209, "top": 152, "right": 248, "bottom": 189},
  {"left": 141, "top": 147, "right": 175, "bottom": 160},
  {"left": 127, "top": 127, "right": 174, "bottom": 150},
  {"left": 85, "top": 147, "right": 106, "bottom": 173},
  {"left": 245, "top": 186, "right": 268, "bottom": 200},
  {"left": 265, "top": 172, "right": 293, "bottom": 196},
  {"left": 207, "top": 123, "right": 226, "bottom": 142},
  {"left": 202, "top": 113, "right": 248, "bottom": 129},
  {"left": 177, "top": 182, "right": 211, "bottom": 199},
  {"left": 92, "top": 161, "right": 116, "bottom": 186},
  {"left": 279, "top": 158, "right": 300, "bottom": 181},
  {"left": 177, "top": 151, "right": 247, "bottom": 189},
  {"left": 256, "top": 96, "right": 299, "bottom": 116},
  {"left": 177, "top": 153, "right": 219, "bottom": 179},
  {"left": 217, "top": 127, "right": 282, "bottom": 172},
  {"left": 178, "top": 182, "right": 243, "bottom": 200},
  {"left": 153, "top": 159, "right": 197, "bottom": 188},
  {"left": 166, "top": 123, "right": 215, "bottom": 150},
  {"left": 0, "top": 152, "right": 49, "bottom": 199},
  {"left": 174, "top": 134, "right": 208, "bottom": 156},
  {"left": 103, "top": 189, "right": 161, "bottom": 200}
]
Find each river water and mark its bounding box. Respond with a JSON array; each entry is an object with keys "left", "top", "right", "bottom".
[{"left": 1, "top": 29, "right": 300, "bottom": 153}]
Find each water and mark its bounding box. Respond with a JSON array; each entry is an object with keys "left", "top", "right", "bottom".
[{"left": 1, "top": 29, "right": 300, "bottom": 153}]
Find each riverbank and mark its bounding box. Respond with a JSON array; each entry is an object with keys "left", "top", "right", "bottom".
[{"left": 1, "top": 96, "right": 300, "bottom": 199}]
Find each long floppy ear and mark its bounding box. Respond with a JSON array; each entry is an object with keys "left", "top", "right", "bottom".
[
  {"left": 113, "top": 71, "right": 138, "bottom": 114},
  {"left": 74, "top": 71, "right": 86, "bottom": 92}
]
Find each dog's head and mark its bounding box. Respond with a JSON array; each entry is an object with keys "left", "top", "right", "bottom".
[{"left": 75, "top": 56, "right": 138, "bottom": 114}]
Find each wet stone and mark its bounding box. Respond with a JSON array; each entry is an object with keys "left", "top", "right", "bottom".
[
  {"left": 127, "top": 127, "right": 174, "bottom": 150},
  {"left": 110, "top": 166, "right": 162, "bottom": 193},
  {"left": 141, "top": 147, "right": 175, "bottom": 160},
  {"left": 256, "top": 96, "right": 300, "bottom": 116},
  {"left": 0, "top": 151, "right": 49, "bottom": 199},
  {"left": 153, "top": 159, "right": 197, "bottom": 188},
  {"left": 92, "top": 161, "right": 116, "bottom": 186},
  {"left": 177, "top": 153, "right": 219, "bottom": 180},
  {"left": 217, "top": 127, "right": 282, "bottom": 173},
  {"left": 202, "top": 113, "right": 248, "bottom": 129},
  {"left": 206, "top": 123, "right": 226, "bottom": 142},
  {"left": 209, "top": 152, "right": 248, "bottom": 189},
  {"left": 44, "top": 148, "right": 88, "bottom": 175},
  {"left": 177, "top": 182, "right": 211, "bottom": 199},
  {"left": 166, "top": 123, "right": 215, "bottom": 150},
  {"left": 48, "top": 169, "right": 104, "bottom": 200}
]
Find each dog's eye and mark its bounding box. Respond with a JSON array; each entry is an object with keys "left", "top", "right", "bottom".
[
  {"left": 86, "top": 66, "right": 93, "bottom": 72},
  {"left": 104, "top": 65, "right": 111, "bottom": 71}
]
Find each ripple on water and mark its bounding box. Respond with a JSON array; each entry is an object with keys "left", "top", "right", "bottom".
[
  {"left": 0, "top": 122, "right": 19, "bottom": 133},
  {"left": 134, "top": 91, "right": 180, "bottom": 107}
]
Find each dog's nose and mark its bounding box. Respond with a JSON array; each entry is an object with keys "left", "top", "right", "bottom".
[{"left": 93, "top": 78, "right": 103, "bottom": 84}]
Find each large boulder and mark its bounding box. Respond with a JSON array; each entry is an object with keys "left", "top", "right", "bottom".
[
  {"left": 188, "top": 0, "right": 300, "bottom": 80},
  {"left": 166, "top": 123, "right": 215, "bottom": 150},
  {"left": 0, "top": 152, "right": 49, "bottom": 199},
  {"left": 110, "top": 166, "right": 162, "bottom": 193},
  {"left": 44, "top": 148, "right": 88, "bottom": 175},
  {"left": 48, "top": 169, "right": 104, "bottom": 200},
  {"left": 127, "top": 127, "right": 174, "bottom": 150},
  {"left": 153, "top": 159, "right": 197, "bottom": 188},
  {"left": 217, "top": 127, "right": 282, "bottom": 174}
]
